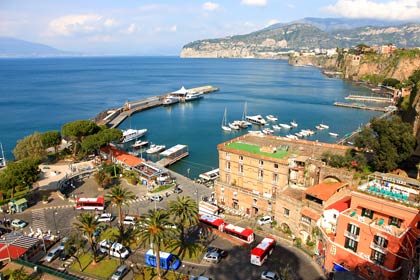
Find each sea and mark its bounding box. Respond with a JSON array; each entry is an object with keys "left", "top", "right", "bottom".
[{"left": 0, "top": 56, "right": 382, "bottom": 178}]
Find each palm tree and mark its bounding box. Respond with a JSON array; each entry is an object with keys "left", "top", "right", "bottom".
[
  {"left": 106, "top": 184, "right": 136, "bottom": 242},
  {"left": 137, "top": 209, "right": 177, "bottom": 280},
  {"left": 73, "top": 213, "right": 100, "bottom": 264},
  {"left": 63, "top": 234, "right": 84, "bottom": 271},
  {"left": 168, "top": 196, "right": 198, "bottom": 245}
]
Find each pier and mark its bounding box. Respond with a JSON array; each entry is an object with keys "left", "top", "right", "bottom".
[
  {"left": 344, "top": 95, "right": 393, "bottom": 103},
  {"left": 333, "top": 102, "right": 388, "bottom": 112},
  {"left": 95, "top": 85, "right": 219, "bottom": 128},
  {"left": 156, "top": 145, "right": 189, "bottom": 167}
]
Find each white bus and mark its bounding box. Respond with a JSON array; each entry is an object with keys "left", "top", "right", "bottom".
[{"left": 75, "top": 197, "right": 105, "bottom": 211}]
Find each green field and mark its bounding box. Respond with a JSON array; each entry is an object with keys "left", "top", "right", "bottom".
[{"left": 227, "top": 142, "right": 289, "bottom": 159}]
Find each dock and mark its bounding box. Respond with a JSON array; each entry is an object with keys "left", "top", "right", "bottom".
[
  {"left": 156, "top": 144, "right": 189, "bottom": 167},
  {"left": 333, "top": 102, "right": 388, "bottom": 112},
  {"left": 344, "top": 95, "right": 393, "bottom": 103},
  {"left": 95, "top": 85, "right": 219, "bottom": 128}
]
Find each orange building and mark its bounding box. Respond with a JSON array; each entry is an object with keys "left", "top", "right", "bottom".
[{"left": 322, "top": 172, "right": 420, "bottom": 280}]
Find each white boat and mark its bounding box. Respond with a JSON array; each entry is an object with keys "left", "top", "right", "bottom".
[
  {"left": 290, "top": 121, "right": 298, "bottom": 127},
  {"left": 266, "top": 115, "right": 278, "bottom": 122},
  {"left": 319, "top": 123, "right": 329, "bottom": 129},
  {"left": 315, "top": 125, "right": 323, "bottom": 130},
  {"left": 132, "top": 140, "right": 149, "bottom": 149},
  {"left": 246, "top": 115, "right": 267, "bottom": 126},
  {"left": 286, "top": 134, "right": 298, "bottom": 140},
  {"left": 301, "top": 129, "right": 315, "bottom": 135},
  {"left": 279, "top": 123, "right": 292, "bottom": 129},
  {"left": 221, "top": 108, "right": 232, "bottom": 131},
  {"left": 146, "top": 144, "right": 166, "bottom": 154},
  {"left": 229, "top": 123, "right": 240, "bottom": 130},
  {"left": 121, "top": 128, "right": 147, "bottom": 143},
  {"left": 232, "top": 120, "right": 248, "bottom": 129},
  {"left": 185, "top": 91, "right": 204, "bottom": 101},
  {"left": 163, "top": 95, "right": 180, "bottom": 105},
  {"left": 329, "top": 132, "right": 339, "bottom": 137},
  {"left": 262, "top": 128, "right": 274, "bottom": 135},
  {"left": 295, "top": 132, "right": 303, "bottom": 138},
  {"left": 272, "top": 124, "right": 281, "bottom": 130},
  {"left": 248, "top": 130, "right": 265, "bottom": 136}
]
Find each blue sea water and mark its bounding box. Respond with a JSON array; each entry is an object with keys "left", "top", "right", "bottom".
[{"left": 0, "top": 56, "right": 381, "bottom": 178}]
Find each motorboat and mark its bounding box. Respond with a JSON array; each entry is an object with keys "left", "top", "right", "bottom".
[
  {"left": 185, "top": 91, "right": 204, "bottom": 101},
  {"left": 121, "top": 128, "right": 147, "bottom": 143},
  {"left": 286, "top": 134, "right": 298, "bottom": 140},
  {"left": 221, "top": 108, "right": 232, "bottom": 131},
  {"left": 232, "top": 120, "right": 249, "bottom": 129},
  {"left": 319, "top": 123, "right": 329, "bottom": 129},
  {"left": 266, "top": 115, "right": 278, "bottom": 122},
  {"left": 229, "top": 123, "right": 240, "bottom": 130},
  {"left": 301, "top": 129, "right": 315, "bottom": 135},
  {"left": 315, "top": 125, "right": 324, "bottom": 130},
  {"left": 290, "top": 121, "right": 298, "bottom": 127},
  {"left": 146, "top": 144, "right": 166, "bottom": 154},
  {"left": 163, "top": 95, "right": 180, "bottom": 105},
  {"left": 248, "top": 130, "right": 265, "bottom": 136},
  {"left": 262, "top": 128, "right": 274, "bottom": 135},
  {"left": 272, "top": 124, "right": 281, "bottom": 130},
  {"left": 246, "top": 115, "right": 267, "bottom": 126},
  {"left": 132, "top": 140, "right": 149, "bottom": 149},
  {"left": 279, "top": 123, "right": 292, "bottom": 129},
  {"left": 329, "top": 132, "right": 339, "bottom": 137}
]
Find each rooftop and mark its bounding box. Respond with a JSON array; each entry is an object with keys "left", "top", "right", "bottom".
[
  {"left": 304, "top": 182, "right": 349, "bottom": 201},
  {"left": 325, "top": 197, "right": 351, "bottom": 212}
]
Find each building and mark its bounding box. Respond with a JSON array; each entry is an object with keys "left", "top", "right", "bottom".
[
  {"left": 0, "top": 233, "right": 43, "bottom": 262},
  {"left": 100, "top": 145, "right": 144, "bottom": 169},
  {"left": 214, "top": 134, "right": 349, "bottom": 218},
  {"left": 322, "top": 172, "right": 420, "bottom": 280}
]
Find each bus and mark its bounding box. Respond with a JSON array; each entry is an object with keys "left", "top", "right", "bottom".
[
  {"left": 223, "top": 223, "right": 255, "bottom": 244},
  {"left": 144, "top": 249, "right": 181, "bottom": 270},
  {"left": 199, "top": 215, "right": 224, "bottom": 231},
  {"left": 75, "top": 197, "right": 105, "bottom": 211},
  {"left": 250, "top": 237, "right": 276, "bottom": 266}
]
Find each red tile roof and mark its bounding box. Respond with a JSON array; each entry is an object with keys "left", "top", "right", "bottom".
[
  {"left": 101, "top": 145, "right": 144, "bottom": 167},
  {"left": 325, "top": 197, "right": 351, "bottom": 212},
  {"left": 304, "top": 182, "right": 348, "bottom": 201},
  {"left": 301, "top": 207, "right": 321, "bottom": 221}
]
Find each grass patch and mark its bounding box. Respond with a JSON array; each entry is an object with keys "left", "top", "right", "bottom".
[
  {"left": 134, "top": 267, "right": 184, "bottom": 280},
  {"left": 227, "top": 142, "right": 289, "bottom": 159},
  {"left": 70, "top": 253, "right": 92, "bottom": 271},
  {"left": 70, "top": 253, "right": 119, "bottom": 279},
  {"left": 151, "top": 183, "right": 176, "bottom": 193}
]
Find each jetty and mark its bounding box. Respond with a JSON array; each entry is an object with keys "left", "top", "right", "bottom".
[
  {"left": 156, "top": 145, "right": 189, "bottom": 167},
  {"left": 333, "top": 102, "right": 388, "bottom": 112},
  {"left": 95, "top": 85, "right": 219, "bottom": 128},
  {"left": 344, "top": 95, "right": 393, "bottom": 103}
]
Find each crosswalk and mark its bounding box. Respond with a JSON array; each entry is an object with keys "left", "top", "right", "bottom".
[{"left": 31, "top": 208, "right": 48, "bottom": 233}]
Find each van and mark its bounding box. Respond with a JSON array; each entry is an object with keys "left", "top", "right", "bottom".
[{"left": 45, "top": 246, "right": 64, "bottom": 262}]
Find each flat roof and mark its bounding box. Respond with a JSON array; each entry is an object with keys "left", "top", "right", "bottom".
[
  {"left": 160, "top": 144, "right": 188, "bottom": 156},
  {"left": 226, "top": 142, "right": 289, "bottom": 159}
]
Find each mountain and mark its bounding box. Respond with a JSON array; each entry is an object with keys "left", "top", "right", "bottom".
[
  {"left": 181, "top": 21, "right": 420, "bottom": 59},
  {"left": 0, "top": 37, "right": 73, "bottom": 58}
]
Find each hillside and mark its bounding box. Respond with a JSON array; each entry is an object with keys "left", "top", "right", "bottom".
[
  {"left": 0, "top": 37, "right": 72, "bottom": 58},
  {"left": 181, "top": 23, "right": 420, "bottom": 59}
]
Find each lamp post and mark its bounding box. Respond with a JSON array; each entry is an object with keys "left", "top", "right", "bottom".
[{"left": 53, "top": 210, "right": 58, "bottom": 235}]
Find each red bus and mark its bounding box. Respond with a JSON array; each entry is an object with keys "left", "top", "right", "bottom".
[
  {"left": 75, "top": 197, "right": 105, "bottom": 211},
  {"left": 250, "top": 237, "right": 276, "bottom": 266},
  {"left": 223, "top": 223, "right": 255, "bottom": 244},
  {"left": 199, "top": 214, "right": 224, "bottom": 231}
]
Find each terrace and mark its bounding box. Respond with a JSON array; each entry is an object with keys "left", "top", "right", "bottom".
[{"left": 226, "top": 142, "right": 289, "bottom": 160}]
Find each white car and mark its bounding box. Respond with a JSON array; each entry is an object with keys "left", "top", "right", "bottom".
[
  {"left": 258, "top": 216, "right": 273, "bottom": 226},
  {"left": 11, "top": 219, "right": 27, "bottom": 228},
  {"left": 150, "top": 195, "right": 163, "bottom": 202},
  {"left": 261, "top": 271, "right": 280, "bottom": 280},
  {"left": 123, "top": 216, "right": 136, "bottom": 225},
  {"left": 203, "top": 252, "right": 221, "bottom": 263},
  {"left": 96, "top": 213, "right": 113, "bottom": 222}
]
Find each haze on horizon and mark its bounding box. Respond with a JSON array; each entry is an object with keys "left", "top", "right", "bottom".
[{"left": 1, "top": 0, "right": 420, "bottom": 56}]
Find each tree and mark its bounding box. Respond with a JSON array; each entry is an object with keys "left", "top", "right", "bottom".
[
  {"left": 0, "top": 157, "right": 40, "bottom": 197},
  {"left": 40, "top": 130, "right": 61, "bottom": 152},
  {"left": 94, "top": 169, "right": 112, "bottom": 189},
  {"left": 382, "top": 78, "right": 401, "bottom": 88},
  {"left": 63, "top": 234, "right": 84, "bottom": 271},
  {"left": 73, "top": 213, "right": 100, "bottom": 264},
  {"left": 355, "top": 116, "right": 416, "bottom": 172},
  {"left": 105, "top": 185, "right": 136, "bottom": 243},
  {"left": 13, "top": 132, "right": 45, "bottom": 160},
  {"left": 9, "top": 266, "right": 32, "bottom": 280},
  {"left": 137, "top": 209, "right": 177, "bottom": 280},
  {"left": 81, "top": 128, "right": 122, "bottom": 155},
  {"left": 61, "top": 120, "right": 100, "bottom": 157},
  {"left": 167, "top": 196, "right": 198, "bottom": 249}
]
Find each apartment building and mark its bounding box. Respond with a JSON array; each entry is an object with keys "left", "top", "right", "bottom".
[{"left": 322, "top": 172, "right": 420, "bottom": 280}]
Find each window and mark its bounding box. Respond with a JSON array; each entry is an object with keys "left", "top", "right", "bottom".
[
  {"left": 347, "top": 223, "right": 360, "bottom": 237},
  {"left": 274, "top": 163, "right": 278, "bottom": 169},
  {"left": 226, "top": 161, "right": 230, "bottom": 171},
  {"left": 362, "top": 208, "right": 374, "bottom": 219},
  {"left": 389, "top": 216, "right": 402, "bottom": 228},
  {"left": 259, "top": 160, "right": 264, "bottom": 167},
  {"left": 267, "top": 201, "right": 272, "bottom": 211},
  {"left": 273, "top": 173, "right": 278, "bottom": 184},
  {"left": 345, "top": 237, "right": 358, "bottom": 252},
  {"left": 301, "top": 215, "right": 311, "bottom": 224},
  {"left": 239, "top": 164, "right": 243, "bottom": 175},
  {"left": 233, "top": 192, "right": 238, "bottom": 199},
  {"left": 226, "top": 152, "right": 230, "bottom": 159},
  {"left": 253, "top": 198, "right": 257, "bottom": 206},
  {"left": 239, "top": 155, "right": 243, "bottom": 162},
  {"left": 417, "top": 221, "right": 420, "bottom": 229},
  {"left": 371, "top": 250, "right": 385, "bottom": 265},
  {"left": 258, "top": 169, "right": 263, "bottom": 181},
  {"left": 226, "top": 174, "right": 230, "bottom": 184},
  {"left": 284, "top": 208, "right": 290, "bottom": 217},
  {"left": 373, "top": 235, "right": 388, "bottom": 248}
]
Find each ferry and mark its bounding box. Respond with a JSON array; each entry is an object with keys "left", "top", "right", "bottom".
[
  {"left": 266, "top": 115, "right": 278, "bottom": 122},
  {"left": 121, "top": 128, "right": 147, "bottom": 143},
  {"left": 185, "top": 92, "right": 204, "bottom": 101},
  {"left": 132, "top": 140, "right": 149, "bottom": 149},
  {"left": 246, "top": 115, "right": 267, "bottom": 126},
  {"left": 146, "top": 144, "right": 166, "bottom": 154}
]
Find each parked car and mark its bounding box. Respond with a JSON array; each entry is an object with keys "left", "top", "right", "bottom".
[
  {"left": 203, "top": 252, "right": 221, "bottom": 263},
  {"left": 98, "top": 240, "right": 130, "bottom": 259},
  {"left": 206, "top": 247, "right": 228, "bottom": 258},
  {"left": 111, "top": 264, "right": 129, "bottom": 280},
  {"left": 95, "top": 212, "right": 114, "bottom": 222},
  {"left": 173, "top": 186, "right": 183, "bottom": 194},
  {"left": 261, "top": 271, "right": 280, "bottom": 280},
  {"left": 258, "top": 216, "right": 273, "bottom": 226},
  {"left": 59, "top": 250, "right": 71, "bottom": 261},
  {"left": 190, "top": 277, "right": 211, "bottom": 280},
  {"left": 11, "top": 219, "right": 27, "bottom": 228},
  {"left": 0, "top": 227, "right": 11, "bottom": 236},
  {"left": 123, "top": 216, "right": 136, "bottom": 225},
  {"left": 45, "top": 246, "right": 64, "bottom": 262},
  {"left": 150, "top": 195, "right": 163, "bottom": 202}
]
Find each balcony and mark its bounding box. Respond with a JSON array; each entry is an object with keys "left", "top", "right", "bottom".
[
  {"left": 370, "top": 242, "right": 387, "bottom": 254},
  {"left": 344, "top": 231, "right": 360, "bottom": 241}
]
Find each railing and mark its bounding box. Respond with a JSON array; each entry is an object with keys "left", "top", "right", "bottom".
[
  {"left": 370, "top": 242, "right": 388, "bottom": 254},
  {"left": 344, "top": 230, "right": 360, "bottom": 241}
]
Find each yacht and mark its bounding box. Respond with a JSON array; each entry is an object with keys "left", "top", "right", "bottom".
[
  {"left": 319, "top": 123, "right": 329, "bottom": 129},
  {"left": 121, "top": 128, "right": 147, "bottom": 143},
  {"left": 266, "top": 115, "right": 278, "bottom": 122},
  {"left": 279, "top": 123, "right": 292, "bottom": 129},
  {"left": 246, "top": 115, "right": 267, "bottom": 126},
  {"left": 262, "top": 128, "right": 274, "bottom": 135},
  {"left": 329, "top": 132, "right": 339, "bottom": 137},
  {"left": 132, "top": 140, "right": 149, "bottom": 149},
  {"left": 232, "top": 120, "right": 249, "bottom": 129},
  {"left": 272, "top": 124, "right": 281, "bottom": 130},
  {"left": 286, "top": 134, "right": 298, "bottom": 140},
  {"left": 185, "top": 92, "right": 204, "bottom": 101},
  {"left": 163, "top": 95, "right": 180, "bottom": 106},
  {"left": 290, "top": 121, "right": 298, "bottom": 127},
  {"left": 146, "top": 144, "right": 166, "bottom": 154},
  {"left": 229, "top": 123, "right": 240, "bottom": 130}
]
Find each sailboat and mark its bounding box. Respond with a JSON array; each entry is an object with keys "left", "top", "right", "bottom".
[{"left": 221, "top": 108, "right": 232, "bottom": 131}]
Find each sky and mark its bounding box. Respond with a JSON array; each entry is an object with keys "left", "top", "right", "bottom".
[{"left": 1, "top": 0, "right": 420, "bottom": 55}]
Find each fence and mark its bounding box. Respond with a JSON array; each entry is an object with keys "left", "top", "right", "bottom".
[{"left": 12, "top": 258, "right": 82, "bottom": 280}]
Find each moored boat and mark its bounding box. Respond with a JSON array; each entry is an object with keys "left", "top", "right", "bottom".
[
  {"left": 272, "top": 124, "right": 281, "bottom": 130},
  {"left": 132, "top": 140, "right": 149, "bottom": 149},
  {"left": 146, "top": 144, "right": 166, "bottom": 154},
  {"left": 266, "top": 115, "right": 278, "bottom": 122},
  {"left": 262, "top": 128, "right": 274, "bottom": 135},
  {"left": 279, "top": 123, "right": 292, "bottom": 129},
  {"left": 121, "top": 128, "right": 147, "bottom": 143},
  {"left": 246, "top": 115, "right": 267, "bottom": 126},
  {"left": 319, "top": 123, "right": 329, "bottom": 129},
  {"left": 290, "top": 120, "right": 298, "bottom": 127},
  {"left": 229, "top": 123, "right": 240, "bottom": 130},
  {"left": 221, "top": 108, "right": 232, "bottom": 131},
  {"left": 185, "top": 91, "right": 204, "bottom": 101},
  {"left": 163, "top": 95, "right": 180, "bottom": 105},
  {"left": 286, "top": 134, "right": 298, "bottom": 140},
  {"left": 232, "top": 120, "right": 249, "bottom": 129},
  {"left": 329, "top": 132, "right": 339, "bottom": 137}
]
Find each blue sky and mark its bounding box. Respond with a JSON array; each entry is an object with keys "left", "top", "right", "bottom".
[{"left": 1, "top": 0, "right": 420, "bottom": 55}]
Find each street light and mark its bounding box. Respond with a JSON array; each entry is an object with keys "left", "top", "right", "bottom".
[{"left": 52, "top": 210, "right": 58, "bottom": 235}]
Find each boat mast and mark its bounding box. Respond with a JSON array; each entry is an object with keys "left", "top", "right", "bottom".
[{"left": 242, "top": 102, "right": 247, "bottom": 121}]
